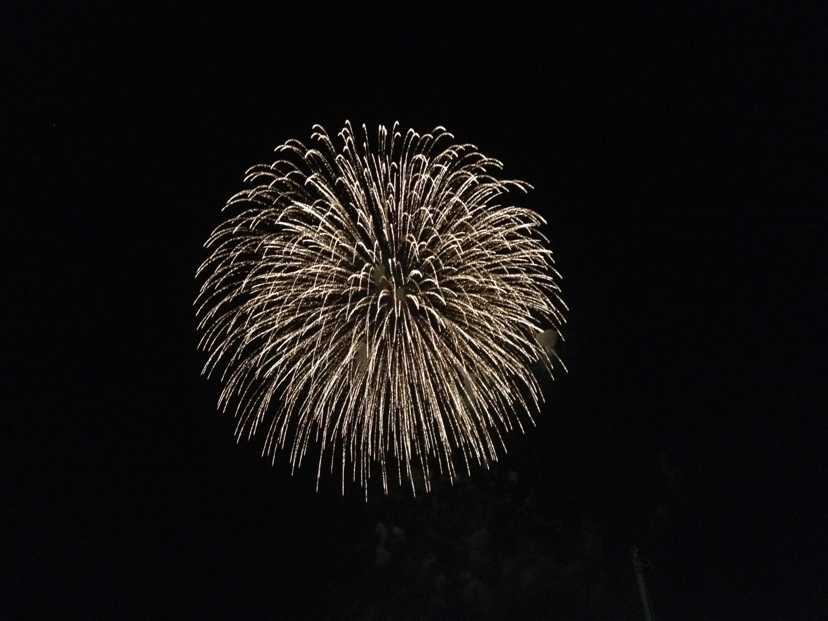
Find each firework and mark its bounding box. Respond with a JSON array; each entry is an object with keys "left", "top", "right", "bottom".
[{"left": 196, "top": 122, "right": 565, "bottom": 495}]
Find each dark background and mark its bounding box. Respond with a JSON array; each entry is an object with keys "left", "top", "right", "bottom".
[{"left": 3, "top": 3, "right": 826, "bottom": 619}]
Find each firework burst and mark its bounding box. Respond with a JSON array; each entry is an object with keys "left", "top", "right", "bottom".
[{"left": 196, "top": 122, "right": 565, "bottom": 495}]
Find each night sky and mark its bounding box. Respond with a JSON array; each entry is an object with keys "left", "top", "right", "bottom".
[{"left": 3, "top": 3, "right": 826, "bottom": 620}]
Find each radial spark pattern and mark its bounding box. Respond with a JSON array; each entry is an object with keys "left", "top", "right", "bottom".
[{"left": 196, "top": 122, "right": 565, "bottom": 495}]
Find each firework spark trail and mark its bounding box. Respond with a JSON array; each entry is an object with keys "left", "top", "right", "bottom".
[{"left": 196, "top": 122, "right": 566, "bottom": 495}]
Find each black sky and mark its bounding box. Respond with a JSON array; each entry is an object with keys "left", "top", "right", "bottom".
[{"left": 3, "top": 3, "right": 826, "bottom": 620}]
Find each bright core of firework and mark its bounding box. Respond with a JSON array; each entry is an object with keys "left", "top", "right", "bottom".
[{"left": 196, "top": 122, "right": 565, "bottom": 496}]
